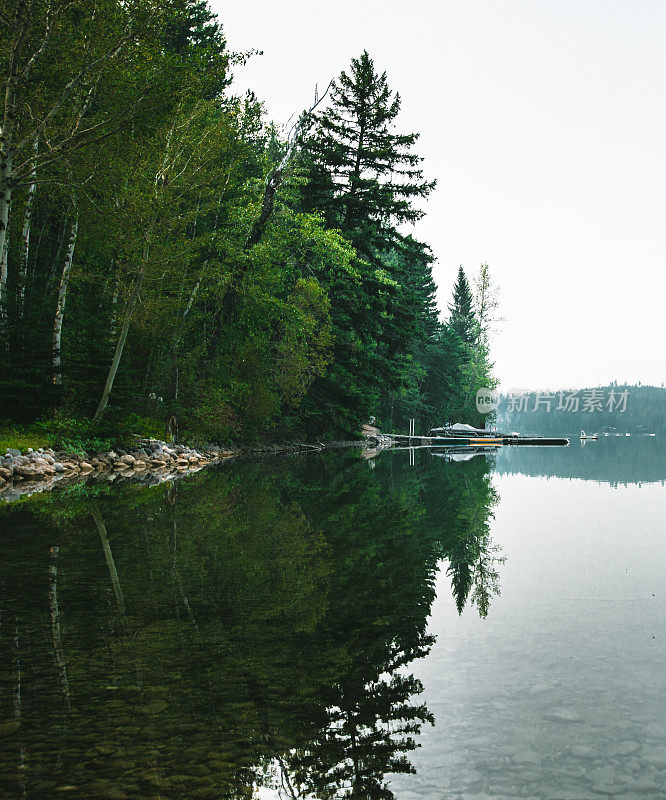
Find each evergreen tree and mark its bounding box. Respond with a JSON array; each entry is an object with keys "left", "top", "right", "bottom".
[
  {"left": 301, "top": 50, "right": 435, "bottom": 262},
  {"left": 448, "top": 265, "right": 476, "bottom": 345},
  {"left": 295, "top": 51, "right": 441, "bottom": 434}
]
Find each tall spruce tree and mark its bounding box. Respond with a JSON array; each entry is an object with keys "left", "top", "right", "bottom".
[
  {"left": 448, "top": 266, "right": 476, "bottom": 345},
  {"left": 295, "top": 51, "right": 439, "bottom": 434},
  {"left": 301, "top": 50, "right": 435, "bottom": 261}
]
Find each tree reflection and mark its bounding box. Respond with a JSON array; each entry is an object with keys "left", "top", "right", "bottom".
[{"left": 0, "top": 449, "right": 502, "bottom": 799}]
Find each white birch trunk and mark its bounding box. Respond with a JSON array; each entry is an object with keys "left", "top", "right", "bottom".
[
  {"left": 92, "top": 248, "right": 147, "bottom": 423},
  {"left": 109, "top": 275, "right": 119, "bottom": 340},
  {"left": 52, "top": 204, "right": 78, "bottom": 386},
  {"left": 17, "top": 135, "right": 38, "bottom": 308},
  {"left": 0, "top": 147, "right": 13, "bottom": 325}
]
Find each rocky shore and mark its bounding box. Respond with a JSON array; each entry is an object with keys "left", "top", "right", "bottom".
[
  {"left": 0, "top": 436, "right": 384, "bottom": 503},
  {"left": 0, "top": 439, "right": 235, "bottom": 503}
]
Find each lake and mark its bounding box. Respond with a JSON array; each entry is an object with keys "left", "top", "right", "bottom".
[{"left": 0, "top": 437, "right": 664, "bottom": 799}]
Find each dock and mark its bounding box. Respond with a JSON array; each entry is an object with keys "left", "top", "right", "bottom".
[{"left": 384, "top": 433, "right": 569, "bottom": 447}]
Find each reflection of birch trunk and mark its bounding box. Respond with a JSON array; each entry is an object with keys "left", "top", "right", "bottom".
[
  {"left": 13, "top": 626, "right": 21, "bottom": 726},
  {"left": 166, "top": 485, "right": 199, "bottom": 633},
  {"left": 13, "top": 625, "right": 27, "bottom": 792},
  {"left": 92, "top": 507, "right": 126, "bottom": 617},
  {"left": 52, "top": 201, "right": 78, "bottom": 385},
  {"left": 48, "top": 546, "right": 71, "bottom": 708},
  {"left": 17, "top": 135, "right": 38, "bottom": 309}
]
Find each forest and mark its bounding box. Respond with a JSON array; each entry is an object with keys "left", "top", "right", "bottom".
[
  {"left": 1, "top": 0, "right": 496, "bottom": 445},
  {"left": 497, "top": 384, "right": 666, "bottom": 436}
]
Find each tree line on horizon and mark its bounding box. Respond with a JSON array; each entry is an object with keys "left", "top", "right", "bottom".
[
  {"left": 1, "top": 0, "right": 498, "bottom": 442},
  {"left": 497, "top": 383, "right": 666, "bottom": 435}
]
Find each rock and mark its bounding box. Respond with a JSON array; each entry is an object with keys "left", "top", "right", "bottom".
[
  {"left": 0, "top": 467, "right": 11, "bottom": 479},
  {"left": 141, "top": 699, "right": 168, "bottom": 715},
  {"left": 133, "top": 460, "right": 147, "bottom": 469},
  {"left": 569, "top": 744, "right": 595, "bottom": 759},
  {"left": 0, "top": 720, "right": 20, "bottom": 736},
  {"left": 119, "top": 454, "right": 135, "bottom": 465},
  {"left": 80, "top": 462, "right": 93, "bottom": 471},
  {"left": 53, "top": 463, "right": 65, "bottom": 473},
  {"left": 605, "top": 740, "right": 640, "bottom": 757},
  {"left": 643, "top": 745, "right": 666, "bottom": 767},
  {"left": 27, "top": 447, "right": 33, "bottom": 453},
  {"left": 14, "top": 465, "right": 44, "bottom": 479},
  {"left": 6, "top": 448, "right": 21, "bottom": 457},
  {"left": 544, "top": 707, "right": 582, "bottom": 723}
]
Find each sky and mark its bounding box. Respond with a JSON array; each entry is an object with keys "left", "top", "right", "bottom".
[{"left": 213, "top": 0, "right": 666, "bottom": 391}]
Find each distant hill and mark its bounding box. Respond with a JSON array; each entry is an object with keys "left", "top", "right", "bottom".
[{"left": 495, "top": 384, "right": 666, "bottom": 435}]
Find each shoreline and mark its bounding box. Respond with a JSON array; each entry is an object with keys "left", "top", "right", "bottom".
[{"left": 0, "top": 437, "right": 378, "bottom": 503}]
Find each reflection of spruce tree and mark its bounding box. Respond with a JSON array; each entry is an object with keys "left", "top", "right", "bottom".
[
  {"left": 376, "top": 450, "right": 502, "bottom": 619},
  {"left": 283, "top": 459, "right": 440, "bottom": 799},
  {"left": 442, "top": 460, "right": 502, "bottom": 618}
]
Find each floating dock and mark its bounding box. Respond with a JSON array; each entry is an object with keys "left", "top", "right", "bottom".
[{"left": 386, "top": 433, "right": 569, "bottom": 447}]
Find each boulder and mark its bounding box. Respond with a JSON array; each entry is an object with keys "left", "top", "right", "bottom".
[{"left": 6, "top": 448, "right": 21, "bottom": 457}]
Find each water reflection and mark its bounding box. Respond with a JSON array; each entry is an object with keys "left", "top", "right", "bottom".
[
  {"left": 0, "top": 450, "right": 500, "bottom": 799},
  {"left": 494, "top": 434, "right": 666, "bottom": 485}
]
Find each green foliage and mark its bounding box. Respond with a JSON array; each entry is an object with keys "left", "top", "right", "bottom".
[{"left": 0, "top": 1, "right": 497, "bottom": 441}]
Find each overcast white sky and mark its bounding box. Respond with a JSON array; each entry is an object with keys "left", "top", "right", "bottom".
[{"left": 213, "top": 0, "right": 665, "bottom": 391}]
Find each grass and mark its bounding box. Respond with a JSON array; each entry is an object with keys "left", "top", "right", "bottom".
[
  {"left": 0, "top": 412, "right": 166, "bottom": 455},
  {"left": 0, "top": 426, "right": 49, "bottom": 454}
]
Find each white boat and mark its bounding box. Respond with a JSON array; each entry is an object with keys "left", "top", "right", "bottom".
[{"left": 580, "top": 430, "right": 598, "bottom": 440}]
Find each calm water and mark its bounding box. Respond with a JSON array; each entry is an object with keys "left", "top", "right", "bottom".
[{"left": 0, "top": 437, "right": 664, "bottom": 799}]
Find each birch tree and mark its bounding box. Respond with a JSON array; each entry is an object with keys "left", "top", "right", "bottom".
[
  {"left": 17, "top": 135, "right": 38, "bottom": 308},
  {"left": 0, "top": 0, "right": 159, "bottom": 317},
  {"left": 52, "top": 195, "right": 78, "bottom": 385}
]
